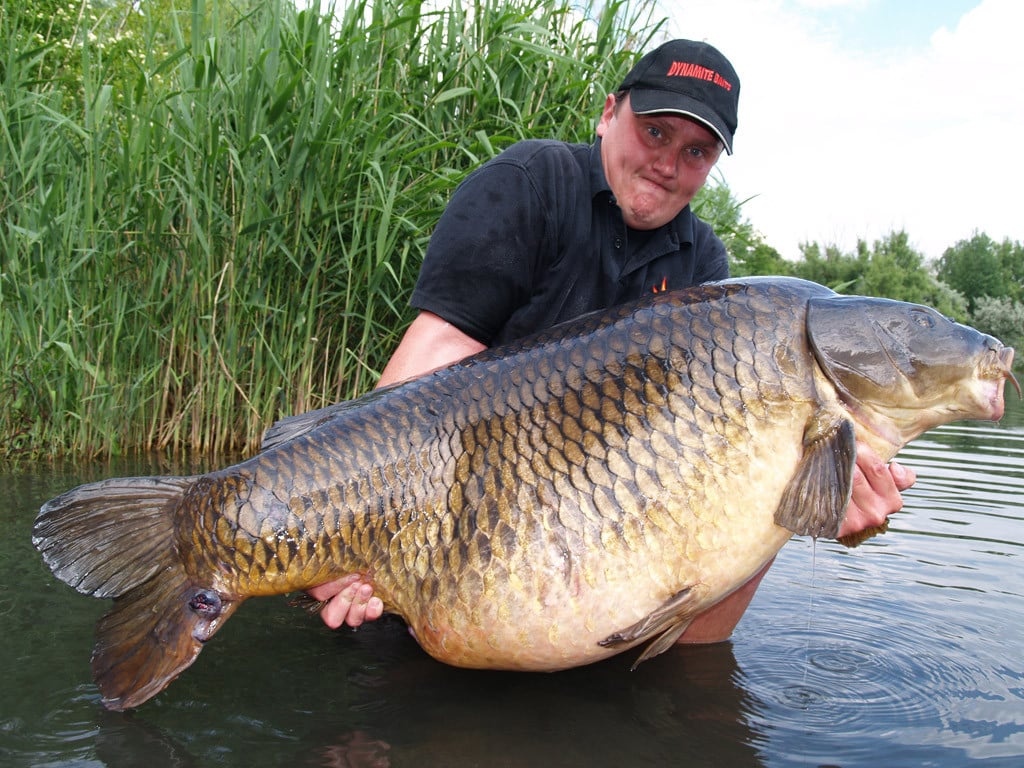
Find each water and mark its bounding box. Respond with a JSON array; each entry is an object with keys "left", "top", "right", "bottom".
[{"left": 2, "top": 399, "right": 1022, "bottom": 767}]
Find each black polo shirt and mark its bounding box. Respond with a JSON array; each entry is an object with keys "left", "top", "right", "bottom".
[{"left": 411, "top": 138, "right": 730, "bottom": 346}]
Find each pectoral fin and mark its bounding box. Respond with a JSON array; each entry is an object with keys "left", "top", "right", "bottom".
[
  {"left": 599, "top": 587, "right": 698, "bottom": 670},
  {"left": 774, "top": 411, "right": 856, "bottom": 539}
]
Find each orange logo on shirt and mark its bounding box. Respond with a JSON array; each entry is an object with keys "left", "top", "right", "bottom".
[{"left": 652, "top": 276, "right": 668, "bottom": 294}]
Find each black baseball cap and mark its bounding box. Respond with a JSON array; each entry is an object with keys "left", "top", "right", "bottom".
[{"left": 618, "top": 39, "right": 740, "bottom": 154}]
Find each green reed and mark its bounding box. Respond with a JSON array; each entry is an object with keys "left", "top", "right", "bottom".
[{"left": 0, "top": 0, "right": 663, "bottom": 459}]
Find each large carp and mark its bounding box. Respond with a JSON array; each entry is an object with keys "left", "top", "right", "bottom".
[{"left": 34, "top": 277, "right": 1016, "bottom": 710}]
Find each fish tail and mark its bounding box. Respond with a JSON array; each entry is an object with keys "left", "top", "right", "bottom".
[
  {"left": 33, "top": 476, "right": 240, "bottom": 710},
  {"left": 90, "top": 558, "right": 240, "bottom": 710}
]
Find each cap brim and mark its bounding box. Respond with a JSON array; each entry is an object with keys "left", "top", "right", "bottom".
[{"left": 629, "top": 88, "right": 733, "bottom": 155}]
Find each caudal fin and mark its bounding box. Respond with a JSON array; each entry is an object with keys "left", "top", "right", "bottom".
[{"left": 33, "top": 476, "right": 239, "bottom": 710}]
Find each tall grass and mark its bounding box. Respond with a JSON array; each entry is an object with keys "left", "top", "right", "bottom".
[{"left": 0, "top": 0, "right": 665, "bottom": 460}]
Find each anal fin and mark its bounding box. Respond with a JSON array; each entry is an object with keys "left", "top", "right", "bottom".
[{"left": 92, "top": 568, "right": 240, "bottom": 710}]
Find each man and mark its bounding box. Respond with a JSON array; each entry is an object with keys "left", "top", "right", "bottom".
[{"left": 308, "top": 39, "right": 915, "bottom": 641}]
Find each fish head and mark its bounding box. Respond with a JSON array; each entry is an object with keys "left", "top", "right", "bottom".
[{"left": 807, "top": 295, "right": 1018, "bottom": 455}]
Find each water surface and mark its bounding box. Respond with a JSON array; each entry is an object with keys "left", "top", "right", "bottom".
[{"left": 2, "top": 399, "right": 1022, "bottom": 767}]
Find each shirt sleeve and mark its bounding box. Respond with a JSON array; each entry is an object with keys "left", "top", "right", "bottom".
[{"left": 410, "top": 155, "right": 552, "bottom": 346}]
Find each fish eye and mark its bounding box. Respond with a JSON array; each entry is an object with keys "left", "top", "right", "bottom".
[{"left": 911, "top": 310, "right": 937, "bottom": 329}]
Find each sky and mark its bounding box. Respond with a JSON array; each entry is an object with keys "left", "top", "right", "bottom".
[{"left": 653, "top": 0, "right": 1023, "bottom": 262}]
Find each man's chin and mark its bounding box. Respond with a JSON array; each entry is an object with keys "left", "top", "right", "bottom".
[
  {"left": 623, "top": 207, "right": 674, "bottom": 230},
  {"left": 622, "top": 190, "right": 689, "bottom": 230}
]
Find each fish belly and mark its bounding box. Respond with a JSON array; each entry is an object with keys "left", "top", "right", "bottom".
[{"left": 378, "top": 411, "right": 809, "bottom": 670}]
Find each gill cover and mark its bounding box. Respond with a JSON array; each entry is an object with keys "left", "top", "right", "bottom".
[{"left": 805, "top": 295, "right": 989, "bottom": 405}]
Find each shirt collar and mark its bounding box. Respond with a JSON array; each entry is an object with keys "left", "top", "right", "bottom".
[{"left": 589, "top": 138, "right": 613, "bottom": 197}]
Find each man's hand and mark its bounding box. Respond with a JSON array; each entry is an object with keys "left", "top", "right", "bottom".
[
  {"left": 839, "top": 443, "right": 916, "bottom": 540},
  {"left": 307, "top": 574, "right": 384, "bottom": 629}
]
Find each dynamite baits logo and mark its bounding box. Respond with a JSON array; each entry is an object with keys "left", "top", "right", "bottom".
[
  {"left": 666, "top": 61, "right": 733, "bottom": 92},
  {"left": 652, "top": 276, "right": 668, "bottom": 294}
]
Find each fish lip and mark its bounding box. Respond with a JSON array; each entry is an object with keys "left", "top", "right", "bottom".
[{"left": 972, "top": 345, "right": 1015, "bottom": 422}]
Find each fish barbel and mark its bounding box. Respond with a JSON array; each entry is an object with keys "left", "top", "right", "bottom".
[{"left": 33, "top": 277, "right": 1016, "bottom": 710}]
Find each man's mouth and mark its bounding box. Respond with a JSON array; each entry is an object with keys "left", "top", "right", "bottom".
[{"left": 637, "top": 176, "right": 672, "bottom": 195}]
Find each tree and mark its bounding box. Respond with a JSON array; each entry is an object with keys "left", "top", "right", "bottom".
[
  {"left": 996, "top": 238, "right": 1024, "bottom": 304},
  {"left": 935, "top": 232, "right": 1008, "bottom": 312},
  {"left": 733, "top": 241, "right": 793, "bottom": 278},
  {"left": 792, "top": 230, "right": 967, "bottom": 319},
  {"left": 792, "top": 240, "right": 868, "bottom": 291},
  {"left": 859, "top": 231, "right": 946, "bottom": 308}
]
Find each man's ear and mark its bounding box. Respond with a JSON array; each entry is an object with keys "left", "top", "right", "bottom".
[{"left": 596, "top": 93, "right": 618, "bottom": 137}]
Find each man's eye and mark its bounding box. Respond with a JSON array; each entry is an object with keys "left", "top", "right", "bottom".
[
  {"left": 646, "top": 126, "right": 662, "bottom": 140},
  {"left": 686, "top": 146, "right": 705, "bottom": 159}
]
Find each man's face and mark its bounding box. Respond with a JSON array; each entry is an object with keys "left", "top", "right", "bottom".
[{"left": 596, "top": 92, "right": 723, "bottom": 230}]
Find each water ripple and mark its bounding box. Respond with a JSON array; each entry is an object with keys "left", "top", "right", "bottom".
[
  {"left": 732, "top": 412, "right": 1024, "bottom": 767},
  {"left": 736, "top": 606, "right": 1024, "bottom": 766}
]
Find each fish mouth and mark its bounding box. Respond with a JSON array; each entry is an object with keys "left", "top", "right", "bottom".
[
  {"left": 972, "top": 344, "right": 1017, "bottom": 421},
  {"left": 830, "top": 344, "right": 1017, "bottom": 458},
  {"left": 974, "top": 345, "right": 1017, "bottom": 423}
]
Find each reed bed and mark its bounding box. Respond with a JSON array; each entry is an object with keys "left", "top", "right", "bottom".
[{"left": 1, "top": 0, "right": 666, "bottom": 459}]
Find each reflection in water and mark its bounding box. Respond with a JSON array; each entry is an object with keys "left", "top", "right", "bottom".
[
  {"left": 80, "top": 616, "right": 765, "bottom": 768},
  {"left": 94, "top": 710, "right": 201, "bottom": 768},
  {"left": 299, "top": 629, "right": 765, "bottom": 767},
  {"left": 1, "top": 398, "right": 1022, "bottom": 767}
]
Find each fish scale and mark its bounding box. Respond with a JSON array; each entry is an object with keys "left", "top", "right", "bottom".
[{"left": 33, "top": 277, "right": 1016, "bottom": 709}]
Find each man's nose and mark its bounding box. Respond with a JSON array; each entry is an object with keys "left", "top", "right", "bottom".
[{"left": 651, "top": 148, "right": 678, "bottom": 177}]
